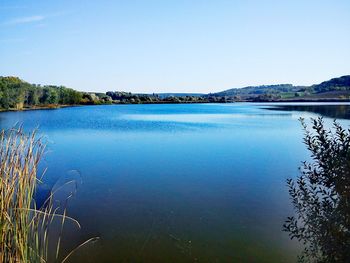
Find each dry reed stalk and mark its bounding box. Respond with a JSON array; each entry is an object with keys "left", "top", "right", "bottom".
[{"left": 0, "top": 127, "right": 97, "bottom": 263}]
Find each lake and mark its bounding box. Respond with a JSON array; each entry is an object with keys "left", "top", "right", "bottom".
[{"left": 1, "top": 103, "right": 349, "bottom": 263}]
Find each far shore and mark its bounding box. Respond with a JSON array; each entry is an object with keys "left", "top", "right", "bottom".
[{"left": 0, "top": 98, "right": 350, "bottom": 114}]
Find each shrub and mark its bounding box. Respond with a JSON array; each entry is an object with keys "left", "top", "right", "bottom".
[{"left": 284, "top": 117, "right": 350, "bottom": 262}]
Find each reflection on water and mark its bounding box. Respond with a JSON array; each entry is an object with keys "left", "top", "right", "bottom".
[
  {"left": 0, "top": 103, "right": 349, "bottom": 262},
  {"left": 264, "top": 103, "right": 350, "bottom": 120}
]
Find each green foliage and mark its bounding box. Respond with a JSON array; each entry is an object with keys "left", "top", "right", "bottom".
[
  {"left": 106, "top": 91, "right": 208, "bottom": 104},
  {"left": 25, "top": 86, "right": 40, "bottom": 105},
  {"left": 2, "top": 75, "right": 349, "bottom": 108},
  {"left": 0, "top": 76, "right": 210, "bottom": 108},
  {"left": 252, "top": 93, "right": 282, "bottom": 102},
  {"left": 215, "top": 84, "right": 299, "bottom": 97},
  {"left": 284, "top": 117, "right": 350, "bottom": 262},
  {"left": 57, "top": 86, "right": 83, "bottom": 104},
  {"left": 312, "top": 76, "right": 350, "bottom": 93},
  {"left": 0, "top": 77, "right": 30, "bottom": 109},
  {"left": 41, "top": 87, "right": 59, "bottom": 104},
  {"left": 0, "top": 76, "right": 84, "bottom": 109}
]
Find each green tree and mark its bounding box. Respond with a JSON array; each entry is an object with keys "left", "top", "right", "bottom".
[
  {"left": 284, "top": 117, "right": 350, "bottom": 262},
  {"left": 58, "top": 87, "right": 82, "bottom": 104},
  {"left": 25, "top": 87, "right": 40, "bottom": 106},
  {"left": 41, "top": 87, "right": 59, "bottom": 104}
]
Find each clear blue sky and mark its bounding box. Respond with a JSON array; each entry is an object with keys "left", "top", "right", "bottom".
[{"left": 0, "top": 0, "right": 349, "bottom": 93}]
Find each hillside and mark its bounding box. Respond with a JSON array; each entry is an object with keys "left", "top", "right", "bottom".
[
  {"left": 212, "top": 75, "right": 350, "bottom": 101},
  {"left": 214, "top": 84, "right": 298, "bottom": 96},
  {"left": 312, "top": 75, "right": 350, "bottom": 93}
]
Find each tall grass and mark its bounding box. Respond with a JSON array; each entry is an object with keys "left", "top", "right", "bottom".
[{"left": 0, "top": 127, "right": 89, "bottom": 263}]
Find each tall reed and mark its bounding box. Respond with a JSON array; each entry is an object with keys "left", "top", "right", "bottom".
[{"left": 0, "top": 127, "right": 82, "bottom": 263}]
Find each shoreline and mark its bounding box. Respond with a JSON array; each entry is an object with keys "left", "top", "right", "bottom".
[
  {"left": 0, "top": 99, "right": 350, "bottom": 113},
  {"left": 0, "top": 104, "right": 82, "bottom": 113}
]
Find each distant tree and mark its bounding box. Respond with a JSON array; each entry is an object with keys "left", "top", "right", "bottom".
[
  {"left": 41, "top": 87, "right": 59, "bottom": 104},
  {"left": 0, "top": 78, "right": 27, "bottom": 108},
  {"left": 58, "top": 86, "right": 84, "bottom": 104},
  {"left": 284, "top": 117, "right": 350, "bottom": 262},
  {"left": 0, "top": 76, "right": 85, "bottom": 109},
  {"left": 25, "top": 87, "right": 40, "bottom": 105},
  {"left": 0, "top": 87, "right": 11, "bottom": 109}
]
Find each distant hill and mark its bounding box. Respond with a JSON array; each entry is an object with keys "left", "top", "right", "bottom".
[
  {"left": 312, "top": 75, "right": 350, "bottom": 93},
  {"left": 214, "top": 84, "right": 301, "bottom": 96},
  {"left": 212, "top": 75, "right": 350, "bottom": 101}
]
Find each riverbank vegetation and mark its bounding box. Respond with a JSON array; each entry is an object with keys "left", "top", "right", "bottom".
[
  {"left": 1, "top": 75, "right": 349, "bottom": 111},
  {"left": 0, "top": 76, "right": 210, "bottom": 111},
  {"left": 0, "top": 77, "right": 82, "bottom": 110},
  {"left": 284, "top": 117, "right": 350, "bottom": 262},
  {"left": 0, "top": 127, "right": 54, "bottom": 262},
  {"left": 0, "top": 127, "right": 95, "bottom": 262}
]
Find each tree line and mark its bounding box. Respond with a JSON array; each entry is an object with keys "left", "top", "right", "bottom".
[
  {"left": 0, "top": 76, "right": 82, "bottom": 110},
  {"left": 0, "top": 76, "right": 224, "bottom": 110}
]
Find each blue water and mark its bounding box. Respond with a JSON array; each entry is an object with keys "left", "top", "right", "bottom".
[{"left": 1, "top": 103, "right": 349, "bottom": 262}]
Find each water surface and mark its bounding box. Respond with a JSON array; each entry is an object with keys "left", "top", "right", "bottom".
[{"left": 1, "top": 103, "right": 349, "bottom": 263}]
